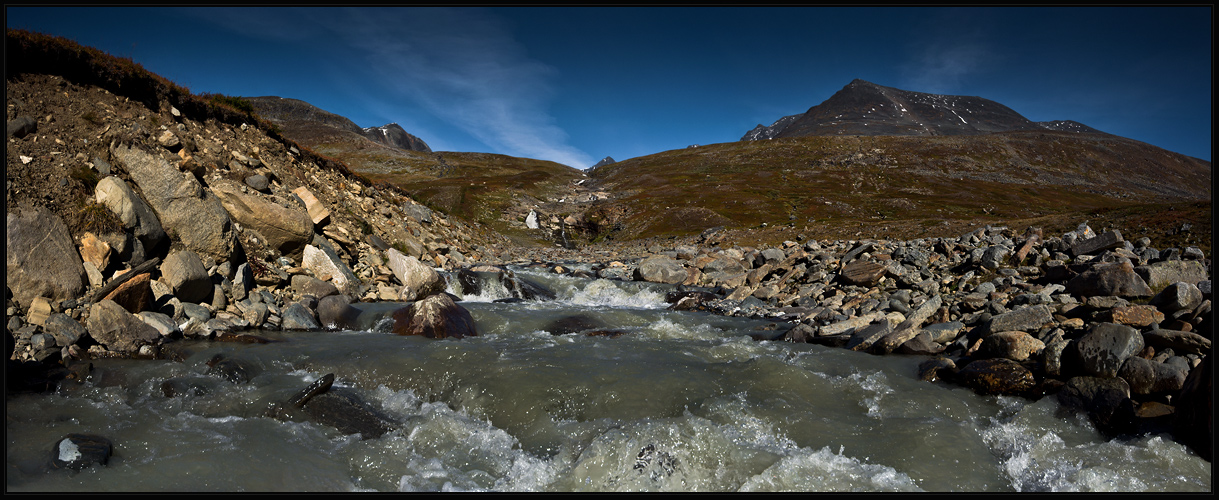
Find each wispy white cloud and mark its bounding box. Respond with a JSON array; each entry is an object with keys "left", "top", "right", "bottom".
[
  {"left": 193, "top": 7, "right": 593, "bottom": 168},
  {"left": 901, "top": 43, "right": 990, "bottom": 95}
]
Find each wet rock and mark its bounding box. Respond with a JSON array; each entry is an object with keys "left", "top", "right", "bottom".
[
  {"left": 1118, "top": 356, "right": 1187, "bottom": 395},
  {"left": 391, "top": 293, "right": 478, "bottom": 339},
  {"left": 917, "top": 357, "right": 957, "bottom": 382},
  {"left": 280, "top": 302, "right": 321, "bottom": 330},
  {"left": 545, "top": 314, "right": 605, "bottom": 335},
  {"left": 86, "top": 300, "right": 161, "bottom": 354},
  {"left": 1057, "top": 376, "right": 1135, "bottom": 436},
  {"left": 1076, "top": 323, "right": 1144, "bottom": 378},
  {"left": 504, "top": 272, "right": 556, "bottom": 301},
  {"left": 956, "top": 358, "right": 1036, "bottom": 396},
  {"left": 49, "top": 434, "right": 112, "bottom": 470},
  {"left": 7, "top": 204, "right": 87, "bottom": 305},
  {"left": 300, "top": 387, "right": 396, "bottom": 439},
  {"left": 1043, "top": 339, "right": 1073, "bottom": 377},
  {"left": 1172, "top": 355, "right": 1212, "bottom": 461},
  {"left": 160, "top": 377, "right": 216, "bottom": 397},
  {"left": 316, "top": 294, "right": 361, "bottom": 331},
  {"left": 634, "top": 255, "right": 687, "bottom": 284},
  {"left": 206, "top": 354, "right": 258, "bottom": 384},
  {"left": 111, "top": 144, "right": 236, "bottom": 263},
  {"left": 844, "top": 319, "right": 893, "bottom": 352}
]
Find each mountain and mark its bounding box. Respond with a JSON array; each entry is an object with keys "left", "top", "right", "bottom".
[
  {"left": 744, "top": 79, "right": 1109, "bottom": 140},
  {"left": 362, "top": 123, "right": 431, "bottom": 153},
  {"left": 588, "top": 156, "right": 616, "bottom": 171}
]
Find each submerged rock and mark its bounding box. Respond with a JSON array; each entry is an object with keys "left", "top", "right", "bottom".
[
  {"left": 391, "top": 293, "right": 478, "bottom": 339},
  {"left": 49, "top": 434, "right": 113, "bottom": 470}
]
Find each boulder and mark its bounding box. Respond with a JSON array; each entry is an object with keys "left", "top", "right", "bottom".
[
  {"left": 981, "top": 304, "right": 1053, "bottom": 335},
  {"left": 302, "top": 243, "right": 360, "bottom": 295},
  {"left": 1172, "top": 356, "right": 1212, "bottom": 461},
  {"left": 316, "top": 294, "right": 361, "bottom": 330},
  {"left": 50, "top": 434, "right": 112, "bottom": 470},
  {"left": 839, "top": 260, "right": 886, "bottom": 287},
  {"left": 1065, "top": 260, "right": 1153, "bottom": 298},
  {"left": 1100, "top": 305, "right": 1163, "bottom": 328},
  {"left": 290, "top": 274, "right": 339, "bottom": 299},
  {"left": 1149, "top": 282, "right": 1204, "bottom": 314},
  {"left": 43, "top": 313, "right": 87, "bottom": 347},
  {"left": 978, "top": 331, "right": 1045, "bottom": 361},
  {"left": 111, "top": 144, "right": 236, "bottom": 263},
  {"left": 1141, "top": 329, "right": 1211, "bottom": 357},
  {"left": 1075, "top": 322, "right": 1144, "bottom": 378},
  {"left": 292, "top": 186, "right": 330, "bottom": 227},
  {"left": 7, "top": 205, "right": 87, "bottom": 305},
  {"left": 391, "top": 293, "right": 478, "bottom": 339},
  {"left": 956, "top": 358, "right": 1036, "bottom": 396},
  {"left": 1057, "top": 376, "right": 1135, "bottom": 435},
  {"left": 1117, "top": 356, "right": 1187, "bottom": 395},
  {"left": 211, "top": 179, "right": 313, "bottom": 258},
  {"left": 101, "top": 272, "right": 152, "bottom": 314},
  {"left": 280, "top": 302, "right": 321, "bottom": 330},
  {"left": 386, "top": 249, "right": 445, "bottom": 301},
  {"left": 160, "top": 250, "right": 212, "bottom": 304},
  {"left": 634, "top": 255, "right": 687, "bottom": 285},
  {"left": 86, "top": 299, "right": 161, "bottom": 354},
  {"left": 1136, "top": 260, "right": 1208, "bottom": 290}
]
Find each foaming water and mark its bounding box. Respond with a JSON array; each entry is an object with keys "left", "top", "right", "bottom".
[{"left": 6, "top": 273, "right": 1211, "bottom": 492}]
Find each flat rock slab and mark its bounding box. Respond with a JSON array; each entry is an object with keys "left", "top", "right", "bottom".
[{"left": 839, "top": 261, "right": 886, "bottom": 287}]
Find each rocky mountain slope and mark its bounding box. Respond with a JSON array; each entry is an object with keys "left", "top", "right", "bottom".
[{"left": 744, "top": 79, "right": 1111, "bottom": 140}]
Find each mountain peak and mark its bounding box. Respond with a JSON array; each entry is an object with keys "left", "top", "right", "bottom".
[{"left": 745, "top": 80, "right": 1105, "bottom": 140}]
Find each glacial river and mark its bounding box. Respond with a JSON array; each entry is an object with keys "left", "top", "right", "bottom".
[{"left": 5, "top": 267, "right": 1212, "bottom": 492}]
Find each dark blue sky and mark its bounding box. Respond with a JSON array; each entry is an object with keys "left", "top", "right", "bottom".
[{"left": 7, "top": 6, "right": 1212, "bottom": 166}]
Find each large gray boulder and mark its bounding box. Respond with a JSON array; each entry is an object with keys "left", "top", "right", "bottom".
[
  {"left": 6, "top": 205, "right": 86, "bottom": 305},
  {"left": 302, "top": 243, "right": 361, "bottom": 295},
  {"left": 1075, "top": 322, "right": 1144, "bottom": 378},
  {"left": 160, "top": 250, "right": 212, "bottom": 304},
  {"left": 386, "top": 249, "right": 445, "bottom": 301},
  {"left": 634, "top": 255, "right": 687, "bottom": 285},
  {"left": 1148, "top": 282, "right": 1204, "bottom": 314},
  {"left": 94, "top": 176, "right": 166, "bottom": 252},
  {"left": 1136, "top": 260, "right": 1208, "bottom": 290},
  {"left": 1065, "top": 260, "right": 1153, "bottom": 298},
  {"left": 111, "top": 144, "right": 236, "bottom": 262},
  {"left": 1118, "top": 356, "right": 1187, "bottom": 395},
  {"left": 210, "top": 179, "right": 313, "bottom": 259},
  {"left": 86, "top": 299, "right": 161, "bottom": 354}
]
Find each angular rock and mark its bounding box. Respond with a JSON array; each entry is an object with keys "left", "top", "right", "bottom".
[
  {"left": 978, "top": 331, "right": 1045, "bottom": 361},
  {"left": 102, "top": 272, "right": 152, "bottom": 314},
  {"left": 956, "top": 358, "right": 1036, "bottom": 396},
  {"left": 839, "top": 260, "right": 886, "bottom": 287},
  {"left": 136, "top": 311, "right": 178, "bottom": 337},
  {"left": 244, "top": 174, "right": 270, "bottom": 192},
  {"left": 281, "top": 302, "right": 321, "bottom": 330},
  {"left": 161, "top": 250, "right": 212, "bottom": 304},
  {"left": 111, "top": 144, "right": 236, "bottom": 262},
  {"left": 7, "top": 205, "right": 86, "bottom": 305},
  {"left": 43, "top": 313, "right": 87, "bottom": 347},
  {"left": 78, "top": 232, "right": 113, "bottom": 271},
  {"left": 1141, "top": 329, "right": 1211, "bottom": 357},
  {"left": 982, "top": 304, "right": 1053, "bottom": 335},
  {"left": 1100, "top": 305, "right": 1163, "bottom": 327},
  {"left": 1071, "top": 229, "right": 1124, "bottom": 257},
  {"left": 1065, "top": 260, "right": 1152, "bottom": 298},
  {"left": 211, "top": 179, "right": 313, "bottom": 258},
  {"left": 302, "top": 244, "right": 360, "bottom": 295},
  {"left": 292, "top": 186, "right": 330, "bottom": 227},
  {"left": 391, "top": 293, "right": 477, "bottom": 339},
  {"left": 922, "top": 321, "right": 965, "bottom": 344},
  {"left": 1076, "top": 322, "right": 1144, "bottom": 378},
  {"left": 873, "top": 294, "right": 942, "bottom": 354},
  {"left": 634, "top": 255, "right": 687, "bottom": 285},
  {"left": 844, "top": 319, "right": 893, "bottom": 352},
  {"left": 290, "top": 274, "right": 338, "bottom": 299},
  {"left": 821, "top": 311, "right": 887, "bottom": 337},
  {"left": 8, "top": 115, "right": 36, "bottom": 138},
  {"left": 1136, "top": 260, "right": 1208, "bottom": 290},
  {"left": 386, "top": 249, "right": 444, "bottom": 301},
  {"left": 86, "top": 299, "right": 161, "bottom": 354},
  {"left": 1149, "top": 282, "right": 1204, "bottom": 314}
]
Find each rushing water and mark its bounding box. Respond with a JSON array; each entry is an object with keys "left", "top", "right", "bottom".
[{"left": 5, "top": 268, "right": 1212, "bottom": 492}]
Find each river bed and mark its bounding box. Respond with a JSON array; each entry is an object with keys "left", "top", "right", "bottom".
[{"left": 5, "top": 268, "right": 1212, "bottom": 492}]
